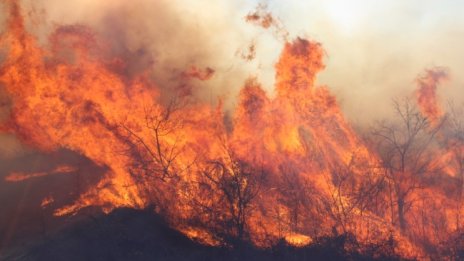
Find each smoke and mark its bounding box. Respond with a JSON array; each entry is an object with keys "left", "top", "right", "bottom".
[
  {"left": 1, "top": 0, "right": 464, "bottom": 154},
  {"left": 0, "top": 0, "right": 278, "bottom": 158},
  {"left": 271, "top": 0, "right": 464, "bottom": 125},
  {"left": 18, "top": 0, "right": 280, "bottom": 103},
  {"left": 1, "top": 2, "right": 463, "bottom": 252}
]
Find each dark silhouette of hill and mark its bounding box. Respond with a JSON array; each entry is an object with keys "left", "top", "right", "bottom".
[{"left": 0, "top": 207, "right": 409, "bottom": 261}]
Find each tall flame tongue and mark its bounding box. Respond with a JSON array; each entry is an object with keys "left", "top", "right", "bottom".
[
  {"left": 0, "top": 0, "right": 155, "bottom": 212},
  {"left": 233, "top": 38, "right": 373, "bottom": 177},
  {"left": 415, "top": 68, "right": 448, "bottom": 125},
  {"left": 1, "top": 0, "right": 412, "bottom": 251}
]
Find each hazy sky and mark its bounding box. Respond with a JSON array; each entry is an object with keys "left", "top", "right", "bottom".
[
  {"left": 1, "top": 0, "right": 464, "bottom": 157},
  {"left": 259, "top": 0, "right": 464, "bottom": 124},
  {"left": 117, "top": 0, "right": 464, "bottom": 124}
]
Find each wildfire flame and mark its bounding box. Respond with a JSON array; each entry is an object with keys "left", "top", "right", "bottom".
[
  {"left": 5, "top": 164, "right": 77, "bottom": 182},
  {"left": 1, "top": 1, "right": 464, "bottom": 259},
  {"left": 415, "top": 67, "right": 448, "bottom": 125}
]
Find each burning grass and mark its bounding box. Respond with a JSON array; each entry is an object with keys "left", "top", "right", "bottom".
[{"left": 1, "top": 1, "right": 464, "bottom": 259}]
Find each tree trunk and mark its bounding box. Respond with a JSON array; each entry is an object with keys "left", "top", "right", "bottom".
[{"left": 398, "top": 198, "right": 406, "bottom": 231}]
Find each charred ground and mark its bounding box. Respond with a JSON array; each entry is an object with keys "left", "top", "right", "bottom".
[{"left": 1, "top": 207, "right": 409, "bottom": 261}]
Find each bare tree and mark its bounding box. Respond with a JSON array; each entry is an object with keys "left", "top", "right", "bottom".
[
  {"left": 123, "top": 99, "right": 187, "bottom": 179},
  {"left": 277, "top": 163, "right": 314, "bottom": 234},
  {"left": 192, "top": 141, "right": 265, "bottom": 244},
  {"left": 325, "top": 155, "right": 384, "bottom": 236},
  {"left": 117, "top": 96, "right": 265, "bottom": 245},
  {"left": 371, "top": 98, "right": 443, "bottom": 232},
  {"left": 443, "top": 102, "right": 464, "bottom": 231},
  {"left": 118, "top": 98, "right": 195, "bottom": 213}
]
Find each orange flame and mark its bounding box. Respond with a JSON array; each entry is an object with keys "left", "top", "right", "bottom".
[
  {"left": 0, "top": 0, "right": 387, "bottom": 246},
  {"left": 5, "top": 164, "right": 77, "bottom": 182},
  {"left": 415, "top": 67, "right": 448, "bottom": 124},
  {"left": 2, "top": 1, "right": 463, "bottom": 259}
]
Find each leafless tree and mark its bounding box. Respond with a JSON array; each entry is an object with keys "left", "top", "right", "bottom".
[
  {"left": 192, "top": 141, "right": 265, "bottom": 244},
  {"left": 371, "top": 98, "right": 443, "bottom": 232},
  {"left": 123, "top": 98, "right": 187, "bottom": 179},
  {"left": 327, "top": 158, "right": 384, "bottom": 235},
  {"left": 277, "top": 163, "right": 313, "bottom": 233},
  {"left": 118, "top": 98, "right": 195, "bottom": 212},
  {"left": 442, "top": 102, "right": 464, "bottom": 231}
]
